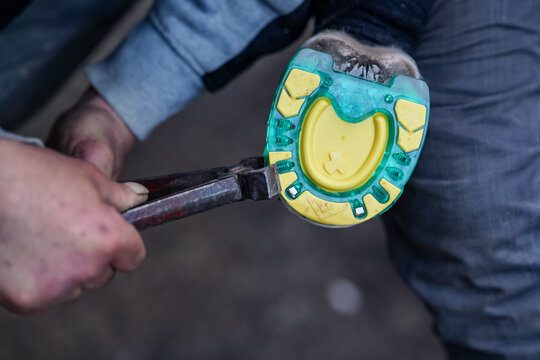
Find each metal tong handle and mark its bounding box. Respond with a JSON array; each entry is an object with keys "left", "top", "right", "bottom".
[{"left": 122, "top": 157, "right": 280, "bottom": 231}]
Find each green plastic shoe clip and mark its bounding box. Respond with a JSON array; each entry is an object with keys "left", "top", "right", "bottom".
[{"left": 264, "top": 48, "right": 430, "bottom": 227}]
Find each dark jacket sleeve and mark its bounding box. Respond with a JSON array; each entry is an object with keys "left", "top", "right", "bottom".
[{"left": 311, "top": 0, "right": 435, "bottom": 54}]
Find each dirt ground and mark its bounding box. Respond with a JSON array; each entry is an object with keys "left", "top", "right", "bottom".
[{"left": 0, "top": 2, "right": 444, "bottom": 359}]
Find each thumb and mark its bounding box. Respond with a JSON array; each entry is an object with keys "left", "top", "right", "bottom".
[{"left": 105, "top": 181, "right": 149, "bottom": 212}]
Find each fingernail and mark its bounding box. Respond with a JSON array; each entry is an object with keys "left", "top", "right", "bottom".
[{"left": 123, "top": 182, "right": 149, "bottom": 196}]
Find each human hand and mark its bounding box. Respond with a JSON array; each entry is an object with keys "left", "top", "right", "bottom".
[
  {"left": 47, "top": 88, "right": 135, "bottom": 180},
  {"left": 0, "top": 139, "right": 148, "bottom": 314}
]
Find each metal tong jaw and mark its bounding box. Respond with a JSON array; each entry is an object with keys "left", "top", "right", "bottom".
[{"left": 122, "top": 157, "right": 280, "bottom": 231}]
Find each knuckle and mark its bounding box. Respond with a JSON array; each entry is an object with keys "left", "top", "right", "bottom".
[
  {"left": 95, "top": 230, "right": 122, "bottom": 257},
  {"left": 81, "top": 161, "right": 103, "bottom": 182},
  {"left": 77, "top": 157, "right": 95, "bottom": 172},
  {"left": 76, "top": 157, "right": 101, "bottom": 177},
  {"left": 113, "top": 235, "right": 134, "bottom": 253},
  {"left": 91, "top": 213, "right": 143, "bottom": 271},
  {"left": 82, "top": 220, "right": 123, "bottom": 264},
  {"left": 6, "top": 290, "right": 43, "bottom": 313},
  {"left": 84, "top": 269, "right": 114, "bottom": 290},
  {"left": 76, "top": 262, "right": 102, "bottom": 282}
]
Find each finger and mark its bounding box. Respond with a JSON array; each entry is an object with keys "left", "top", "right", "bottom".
[
  {"left": 47, "top": 286, "right": 83, "bottom": 310},
  {"left": 72, "top": 139, "right": 115, "bottom": 179},
  {"left": 83, "top": 266, "right": 115, "bottom": 289},
  {"left": 59, "top": 286, "right": 83, "bottom": 303},
  {"left": 0, "top": 297, "right": 34, "bottom": 315},
  {"left": 104, "top": 181, "right": 149, "bottom": 212},
  {"left": 107, "top": 211, "right": 147, "bottom": 272}
]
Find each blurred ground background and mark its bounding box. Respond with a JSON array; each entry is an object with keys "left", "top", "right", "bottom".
[{"left": 0, "top": 1, "right": 444, "bottom": 359}]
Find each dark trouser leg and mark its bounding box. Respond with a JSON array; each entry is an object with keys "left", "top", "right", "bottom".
[{"left": 385, "top": 1, "right": 540, "bottom": 358}]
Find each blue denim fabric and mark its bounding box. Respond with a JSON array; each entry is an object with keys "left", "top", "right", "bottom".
[
  {"left": 87, "top": 0, "right": 306, "bottom": 139},
  {"left": 384, "top": 0, "right": 540, "bottom": 358}
]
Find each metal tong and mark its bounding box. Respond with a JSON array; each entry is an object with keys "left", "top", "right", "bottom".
[{"left": 122, "top": 157, "right": 280, "bottom": 230}]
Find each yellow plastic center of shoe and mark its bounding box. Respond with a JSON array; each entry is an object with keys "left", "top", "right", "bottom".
[{"left": 299, "top": 97, "right": 389, "bottom": 192}]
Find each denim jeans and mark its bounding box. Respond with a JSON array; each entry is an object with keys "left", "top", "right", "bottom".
[{"left": 385, "top": 1, "right": 540, "bottom": 358}]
